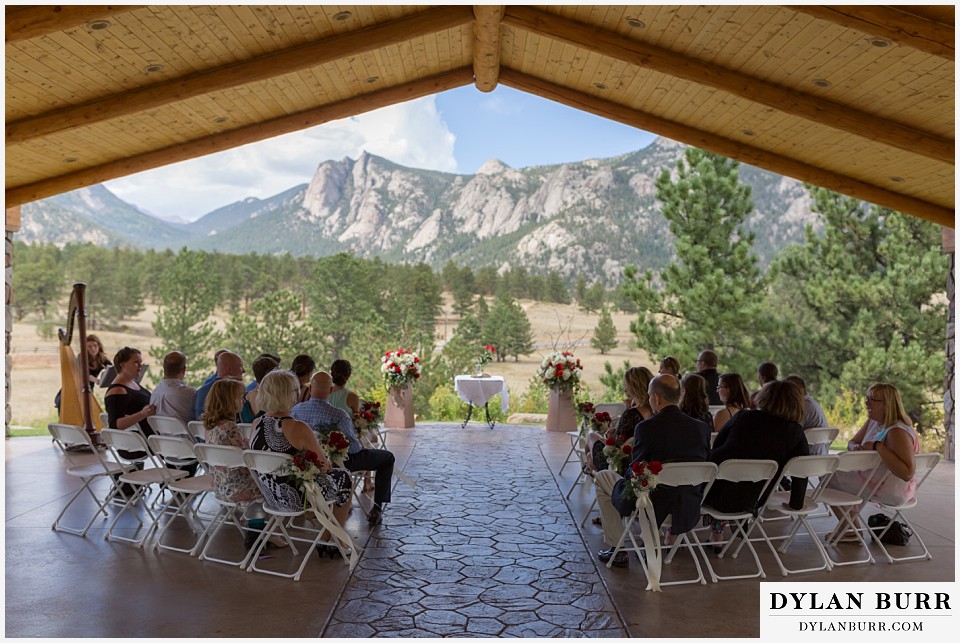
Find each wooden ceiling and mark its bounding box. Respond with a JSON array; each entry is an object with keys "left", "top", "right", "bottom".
[{"left": 5, "top": 5, "right": 955, "bottom": 226}]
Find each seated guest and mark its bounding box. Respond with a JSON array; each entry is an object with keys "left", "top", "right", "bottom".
[
  {"left": 241, "top": 354, "right": 279, "bottom": 423},
  {"left": 329, "top": 359, "right": 373, "bottom": 493},
  {"left": 658, "top": 356, "right": 680, "bottom": 377},
  {"left": 194, "top": 350, "right": 245, "bottom": 420},
  {"left": 245, "top": 353, "right": 281, "bottom": 394},
  {"left": 290, "top": 354, "right": 316, "bottom": 404},
  {"left": 292, "top": 371, "right": 396, "bottom": 526},
  {"left": 695, "top": 350, "right": 722, "bottom": 405},
  {"left": 594, "top": 374, "right": 711, "bottom": 568},
  {"left": 200, "top": 349, "right": 229, "bottom": 388},
  {"left": 827, "top": 383, "right": 919, "bottom": 540},
  {"left": 201, "top": 378, "right": 270, "bottom": 549},
  {"left": 105, "top": 346, "right": 156, "bottom": 460},
  {"left": 250, "top": 370, "right": 352, "bottom": 552},
  {"left": 749, "top": 361, "right": 778, "bottom": 408},
  {"left": 679, "top": 374, "right": 712, "bottom": 424},
  {"left": 783, "top": 375, "right": 830, "bottom": 454},
  {"left": 586, "top": 366, "right": 654, "bottom": 474},
  {"left": 712, "top": 372, "right": 750, "bottom": 432},
  {"left": 150, "top": 351, "right": 197, "bottom": 424},
  {"left": 705, "top": 379, "right": 809, "bottom": 549}
]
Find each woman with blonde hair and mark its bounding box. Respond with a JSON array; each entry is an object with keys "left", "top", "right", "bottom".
[
  {"left": 828, "top": 383, "right": 919, "bottom": 538},
  {"left": 586, "top": 366, "right": 655, "bottom": 473},
  {"left": 712, "top": 372, "right": 751, "bottom": 431},
  {"left": 250, "top": 370, "right": 352, "bottom": 556},
  {"left": 202, "top": 378, "right": 269, "bottom": 549}
]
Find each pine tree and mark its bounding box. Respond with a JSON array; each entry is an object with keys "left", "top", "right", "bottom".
[
  {"left": 484, "top": 292, "right": 534, "bottom": 361},
  {"left": 770, "top": 186, "right": 948, "bottom": 419},
  {"left": 591, "top": 306, "right": 619, "bottom": 354},
  {"left": 150, "top": 248, "right": 222, "bottom": 384},
  {"left": 623, "top": 147, "right": 767, "bottom": 376}
]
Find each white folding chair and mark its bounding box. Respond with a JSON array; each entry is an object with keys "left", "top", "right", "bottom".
[
  {"left": 866, "top": 453, "right": 941, "bottom": 564},
  {"left": 804, "top": 426, "right": 839, "bottom": 456},
  {"left": 607, "top": 462, "right": 719, "bottom": 587},
  {"left": 193, "top": 444, "right": 260, "bottom": 568},
  {"left": 187, "top": 420, "right": 205, "bottom": 442},
  {"left": 147, "top": 435, "right": 214, "bottom": 554},
  {"left": 148, "top": 415, "right": 192, "bottom": 438},
  {"left": 594, "top": 402, "right": 626, "bottom": 424},
  {"left": 99, "top": 412, "right": 110, "bottom": 427},
  {"left": 748, "top": 454, "right": 840, "bottom": 576},
  {"left": 237, "top": 423, "right": 254, "bottom": 444},
  {"left": 242, "top": 450, "right": 361, "bottom": 580},
  {"left": 100, "top": 428, "right": 190, "bottom": 547},
  {"left": 818, "top": 450, "right": 883, "bottom": 566},
  {"left": 48, "top": 423, "right": 136, "bottom": 537},
  {"left": 559, "top": 430, "right": 582, "bottom": 476},
  {"left": 697, "top": 459, "right": 780, "bottom": 582}
]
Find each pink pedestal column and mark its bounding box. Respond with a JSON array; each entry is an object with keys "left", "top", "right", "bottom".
[
  {"left": 384, "top": 385, "right": 415, "bottom": 429},
  {"left": 546, "top": 387, "right": 577, "bottom": 432}
]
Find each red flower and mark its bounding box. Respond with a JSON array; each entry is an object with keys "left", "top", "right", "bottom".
[
  {"left": 604, "top": 436, "right": 616, "bottom": 446},
  {"left": 640, "top": 479, "right": 648, "bottom": 487},
  {"left": 484, "top": 345, "right": 495, "bottom": 352},
  {"left": 304, "top": 451, "right": 320, "bottom": 464},
  {"left": 414, "top": 357, "right": 420, "bottom": 363},
  {"left": 648, "top": 461, "right": 663, "bottom": 475},
  {"left": 632, "top": 461, "right": 645, "bottom": 475},
  {"left": 621, "top": 444, "right": 633, "bottom": 455}
]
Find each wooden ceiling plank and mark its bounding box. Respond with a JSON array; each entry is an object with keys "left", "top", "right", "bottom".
[
  {"left": 787, "top": 5, "right": 954, "bottom": 61},
  {"left": 473, "top": 5, "right": 505, "bottom": 92},
  {"left": 5, "top": 68, "right": 475, "bottom": 207},
  {"left": 6, "top": 5, "right": 474, "bottom": 145},
  {"left": 498, "top": 68, "right": 953, "bottom": 226},
  {"left": 5, "top": 5, "right": 146, "bottom": 43},
  {"left": 502, "top": 6, "right": 954, "bottom": 165}
]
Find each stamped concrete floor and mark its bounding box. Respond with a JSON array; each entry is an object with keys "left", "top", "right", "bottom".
[{"left": 4, "top": 423, "right": 955, "bottom": 638}]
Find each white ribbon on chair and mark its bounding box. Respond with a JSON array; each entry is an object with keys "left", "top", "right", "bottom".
[
  {"left": 303, "top": 481, "right": 362, "bottom": 571},
  {"left": 635, "top": 492, "right": 662, "bottom": 592}
]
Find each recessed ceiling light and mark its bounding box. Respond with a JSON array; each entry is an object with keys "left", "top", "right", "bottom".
[
  {"left": 332, "top": 11, "right": 352, "bottom": 22},
  {"left": 593, "top": 83, "right": 607, "bottom": 90},
  {"left": 626, "top": 17, "right": 645, "bottom": 29},
  {"left": 812, "top": 78, "right": 832, "bottom": 88},
  {"left": 213, "top": 116, "right": 228, "bottom": 123},
  {"left": 742, "top": 129, "right": 756, "bottom": 137},
  {"left": 63, "top": 157, "right": 78, "bottom": 163},
  {"left": 868, "top": 37, "right": 891, "bottom": 48},
  {"left": 364, "top": 76, "right": 379, "bottom": 85},
  {"left": 889, "top": 176, "right": 905, "bottom": 183},
  {"left": 144, "top": 64, "right": 165, "bottom": 73},
  {"left": 88, "top": 20, "right": 111, "bottom": 31}
]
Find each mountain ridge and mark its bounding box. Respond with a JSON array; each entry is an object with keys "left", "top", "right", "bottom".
[{"left": 19, "top": 138, "right": 814, "bottom": 283}]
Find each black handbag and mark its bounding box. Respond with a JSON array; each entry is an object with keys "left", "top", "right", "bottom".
[{"left": 868, "top": 513, "right": 912, "bottom": 546}]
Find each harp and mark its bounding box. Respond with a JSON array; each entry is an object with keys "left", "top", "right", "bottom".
[{"left": 58, "top": 282, "right": 104, "bottom": 436}]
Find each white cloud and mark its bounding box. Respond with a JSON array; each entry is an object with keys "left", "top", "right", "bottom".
[{"left": 104, "top": 96, "right": 457, "bottom": 221}]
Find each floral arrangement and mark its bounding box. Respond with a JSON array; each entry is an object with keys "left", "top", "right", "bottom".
[
  {"left": 475, "top": 344, "right": 496, "bottom": 373},
  {"left": 591, "top": 411, "right": 613, "bottom": 433},
  {"left": 623, "top": 460, "right": 663, "bottom": 501},
  {"left": 577, "top": 401, "right": 595, "bottom": 421},
  {"left": 381, "top": 349, "right": 421, "bottom": 388},
  {"left": 322, "top": 431, "right": 351, "bottom": 468},
  {"left": 602, "top": 434, "right": 633, "bottom": 475},
  {"left": 278, "top": 450, "right": 324, "bottom": 489},
  {"left": 353, "top": 399, "right": 382, "bottom": 445},
  {"left": 536, "top": 351, "right": 583, "bottom": 390}
]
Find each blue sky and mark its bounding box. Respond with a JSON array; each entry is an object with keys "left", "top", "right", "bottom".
[{"left": 106, "top": 85, "right": 658, "bottom": 222}]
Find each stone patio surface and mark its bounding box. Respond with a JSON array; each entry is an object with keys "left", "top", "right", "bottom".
[{"left": 4, "top": 422, "right": 955, "bottom": 638}]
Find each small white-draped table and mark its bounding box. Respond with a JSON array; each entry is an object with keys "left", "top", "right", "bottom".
[{"left": 454, "top": 375, "right": 509, "bottom": 429}]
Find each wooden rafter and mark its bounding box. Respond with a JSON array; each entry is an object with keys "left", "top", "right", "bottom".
[
  {"left": 787, "top": 5, "right": 954, "bottom": 61},
  {"left": 4, "top": 5, "right": 144, "bottom": 43},
  {"left": 473, "top": 5, "right": 505, "bottom": 92},
  {"left": 5, "top": 68, "right": 475, "bottom": 208},
  {"left": 6, "top": 5, "right": 474, "bottom": 145},
  {"left": 503, "top": 6, "right": 954, "bottom": 165},
  {"left": 500, "top": 68, "right": 954, "bottom": 227}
]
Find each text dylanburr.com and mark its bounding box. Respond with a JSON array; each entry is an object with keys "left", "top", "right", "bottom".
[{"left": 760, "top": 583, "right": 954, "bottom": 638}]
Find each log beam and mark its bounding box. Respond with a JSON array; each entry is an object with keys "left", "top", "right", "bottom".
[
  {"left": 6, "top": 5, "right": 473, "bottom": 145},
  {"left": 5, "top": 5, "right": 145, "bottom": 43},
  {"left": 5, "top": 68, "right": 474, "bottom": 208},
  {"left": 787, "top": 5, "right": 954, "bottom": 61},
  {"left": 499, "top": 68, "right": 954, "bottom": 227},
  {"left": 503, "top": 6, "right": 954, "bottom": 165},
  {"left": 473, "top": 5, "right": 505, "bottom": 92},
  {"left": 5, "top": 207, "right": 21, "bottom": 233}
]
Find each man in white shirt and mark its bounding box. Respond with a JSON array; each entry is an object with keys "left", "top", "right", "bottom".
[
  {"left": 784, "top": 374, "right": 830, "bottom": 454},
  {"left": 150, "top": 351, "right": 198, "bottom": 424}
]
